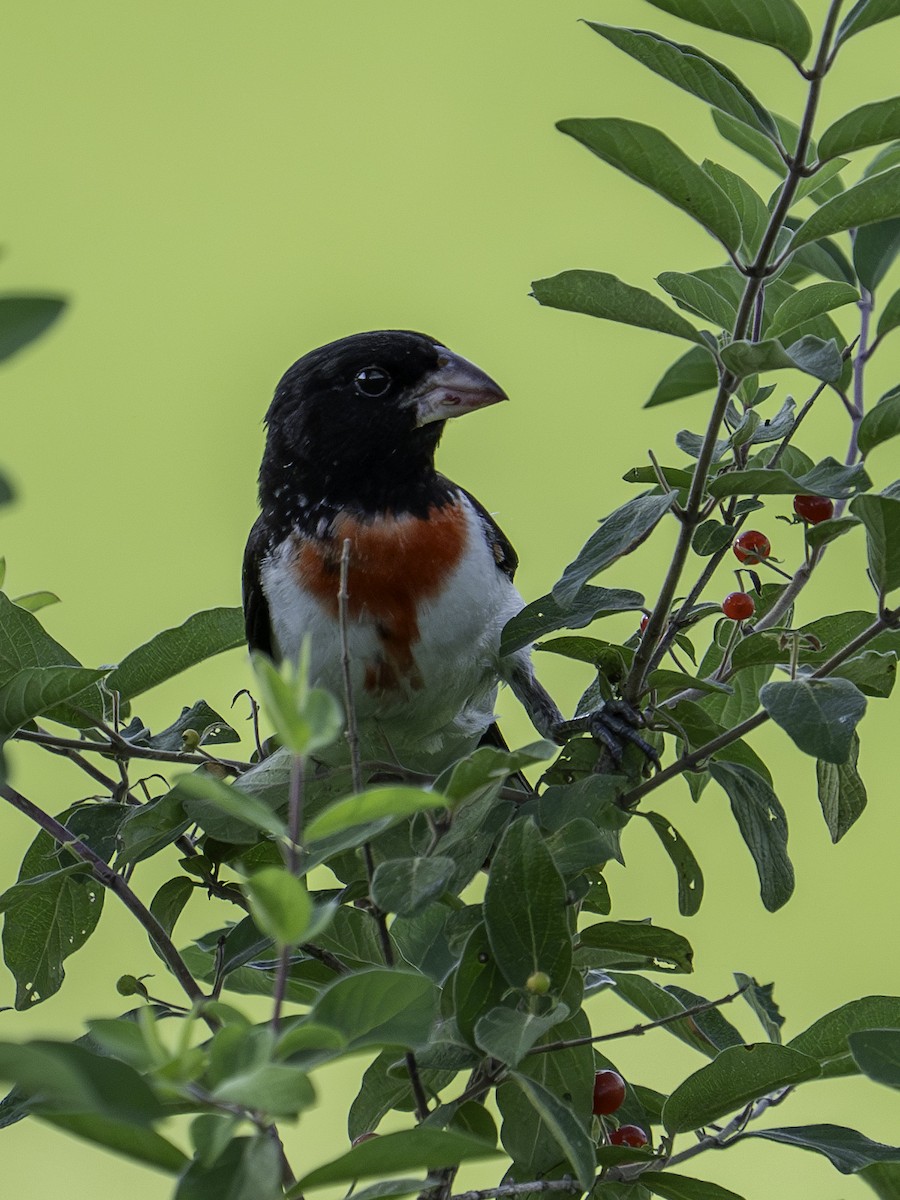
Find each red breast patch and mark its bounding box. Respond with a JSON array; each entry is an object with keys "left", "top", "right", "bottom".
[{"left": 292, "top": 501, "right": 468, "bottom": 694}]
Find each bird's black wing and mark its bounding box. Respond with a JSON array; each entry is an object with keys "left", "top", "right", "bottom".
[
  {"left": 242, "top": 515, "right": 276, "bottom": 659},
  {"left": 456, "top": 485, "right": 518, "bottom": 582}
]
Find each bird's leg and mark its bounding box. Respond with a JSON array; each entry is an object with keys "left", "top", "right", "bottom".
[{"left": 506, "top": 655, "right": 659, "bottom": 773}]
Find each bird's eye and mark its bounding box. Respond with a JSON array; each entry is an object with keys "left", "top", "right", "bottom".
[{"left": 354, "top": 366, "right": 392, "bottom": 397}]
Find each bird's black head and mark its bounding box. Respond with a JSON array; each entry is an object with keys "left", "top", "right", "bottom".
[{"left": 259, "top": 330, "right": 507, "bottom": 524}]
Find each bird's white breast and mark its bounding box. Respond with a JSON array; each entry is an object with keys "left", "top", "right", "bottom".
[{"left": 260, "top": 496, "right": 523, "bottom": 765}]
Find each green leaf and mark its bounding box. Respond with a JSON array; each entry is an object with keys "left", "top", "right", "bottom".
[
  {"left": 251, "top": 654, "right": 343, "bottom": 756},
  {"left": 587, "top": 24, "right": 776, "bottom": 138},
  {"left": 13, "top": 591, "right": 60, "bottom": 614},
  {"left": 533, "top": 270, "right": 707, "bottom": 345},
  {"left": 709, "top": 763, "right": 794, "bottom": 912},
  {"left": 712, "top": 110, "right": 786, "bottom": 176},
  {"left": 819, "top": 98, "right": 900, "bottom": 162},
  {"left": 175, "top": 772, "right": 287, "bottom": 843},
  {"left": 734, "top": 973, "right": 784, "bottom": 1043},
  {"left": 646, "top": 345, "right": 719, "bottom": 407},
  {"left": 640, "top": 811, "right": 704, "bottom": 916},
  {"left": 244, "top": 867, "right": 312, "bottom": 946},
  {"left": 766, "top": 282, "right": 858, "bottom": 339},
  {"left": 509, "top": 1073, "right": 597, "bottom": 1191},
  {"left": 817, "top": 732, "right": 868, "bottom": 842},
  {"left": 557, "top": 118, "right": 741, "bottom": 251},
  {"left": 748, "top": 1124, "right": 900, "bottom": 1174},
  {"left": 703, "top": 162, "right": 770, "bottom": 259},
  {"left": 878, "top": 291, "right": 900, "bottom": 340},
  {"left": 294, "top": 1129, "right": 500, "bottom": 1190},
  {"left": 805, "top": 515, "right": 862, "bottom": 550},
  {"left": 0, "top": 864, "right": 103, "bottom": 1008},
  {"left": 708, "top": 456, "right": 869, "bottom": 499},
  {"left": 371, "top": 857, "right": 455, "bottom": 916},
  {"left": 643, "top": 0, "right": 812, "bottom": 63},
  {"left": 833, "top": 650, "right": 896, "bottom": 698},
  {"left": 0, "top": 1039, "right": 163, "bottom": 1122},
  {"left": 149, "top": 877, "right": 194, "bottom": 963},
  {"left": 553, "top": 492, "right": 678, "bottom": 608},
  {"left": 0, "top": 296, "right": 66, "bottom": 364},
  {"left": 837, "top": 0, "right": 900, "bottom": 45},
  {"left": 606, "top": 971, "right": 721, "bottom": 1057},
  {"left": 214, "top": 1063, "right": 316, "bottom": 1117},
  {"left": 657, "top": 271, "right": 736, "bottom": 328},
  {"left": 791, "top": 166, "right": 900, "bottom": 249},
  {"left": 643, "top": 1174, "right": 746, "bottom": 1200},
  {"left": 0, "top": 593, "right": 104, "bottom": 727},
  {"left": 453, "top": 922, "right": 509, "bottom": 1046},
  {"left": 858, "top": 392, "right": 900, "bottom": 459},
  {"left": 117, "top": 791, "right": 190, "bottom": 864},
  {"left": 146, "top": 700, "right": 239, "bottom": 752},
  {"left": 500, "top": 586, "right": 644, "bottom": 655},
  {"left": 474, "top": 1005, "right": 570, "bottom": 1067},
  {"left": 850, "top": 1029, "right": 900, "bottom": 1087},
  {"left": 720, "top": 335, "right": 843, "bottom": 383},
  {"left": 310, "top": 968, "right": 439, "bottom": 1051},
  {"left": 39, "top": 1112, "right": 188, "bottom": 1174},
  {"left": 104, "top": 608, "right": 245, "bottom": 700},
  {"left": 861, "top": 1161, "right": 900, "bottom": 1199},
  {"left": 305, "top": 786, "right": 446, "bottom": 842},
  {"left": 0, "top": 665, "right": 109, "bottom": 738},
  {"left": 484, "top": 818, "right": 572, "bottom": 991},
  {"left": 854, "top": 218, "right": 900, "bottom": 291},
  {"left": 789, "top": 996, "right": 900, "bottom": 1077},
  {"left": 850, "top": 492, "right": 900, "bottom": 594},
  {"left": 177, "top": 1135, "right": 283, "bottom": 1200},
  {"left": 578, "top": 920, "right": 693, "bottom": 973},
  {"left": 662, "top": 1044, "right": 820, "bottom": 1134},
  {"left": 760, "top": 677, "right": 867, "bottom": 764},
  {"left": 691, "top": 520, "right": 734, "bottom": 556}
]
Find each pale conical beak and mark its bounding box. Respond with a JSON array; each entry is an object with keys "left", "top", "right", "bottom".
[{"left": 409, "top": 350, "right": 508, "bottom": 427}]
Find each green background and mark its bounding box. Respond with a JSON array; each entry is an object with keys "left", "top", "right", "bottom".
[{"left": 1, "top": 1, "right": 899, "bottom": 1196}]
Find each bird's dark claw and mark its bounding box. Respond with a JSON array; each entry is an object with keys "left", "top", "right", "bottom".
[{"left": 591, "top": 700, "right": 660, "bottom": 772}]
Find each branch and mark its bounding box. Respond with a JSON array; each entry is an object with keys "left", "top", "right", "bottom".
[
  {"left": 451, "top": 1182, "right": 579, "bottom": 1200},
  {"left": 527, "top": 983, "right": 748, "bottom": 1056},
  {"left": 13, "top": 726, "right": 249, "bottom": 773},
  {"left": 0, "top": 780, "right": 214, "bottom": 1028},
  {"left": 621, "top": 0, "right": 844, "bottom": 707},
  {"left": 623, "top": 608, "right": 897, "bottom": 809}
]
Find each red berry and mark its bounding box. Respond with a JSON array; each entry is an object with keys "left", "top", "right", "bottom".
[
  {"left": 722, "top": 592, "right": 755, "bottom": 621},
  {"left": 609, "top": 1124, "right": 649, "bottom": 1148},
  {"left": 639, "top": 615, "right": 649, "bottom": 634},
  {"left": 592, "top": 1069, "right": 626, "bottom": 1116},
  {"left": 793, "top": 494, "right": 834, "bottom": 524},
  {"left": 732, "top": 530, "right": 771, "bottom": 564}
]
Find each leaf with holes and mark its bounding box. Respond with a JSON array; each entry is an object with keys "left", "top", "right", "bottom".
[{"left": 641, "top": 812, "right": 704, "bottom": 916}]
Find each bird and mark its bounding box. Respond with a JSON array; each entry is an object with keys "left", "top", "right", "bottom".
[{"left": 242, "top": 330, "right": 649, "bottom": 774}]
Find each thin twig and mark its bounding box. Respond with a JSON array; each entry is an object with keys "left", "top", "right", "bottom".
[
  {"left": 527, "top": 983, "right": 748, "bottom": 1056},
  {"left": 335, "top": 536, "right": 430, "bottom": 1123},
  {"left": 338, "top": 538, "right": 363, "bottom": 793},
  {"left": 0, "top": 780, "right": 215, "bottom": 1028},
  {"left": 272, "top": 752, "right": 306, "bottom": 1033},
  {"left": 13, "top": 726, "right": 249, "bottom": 773}
]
